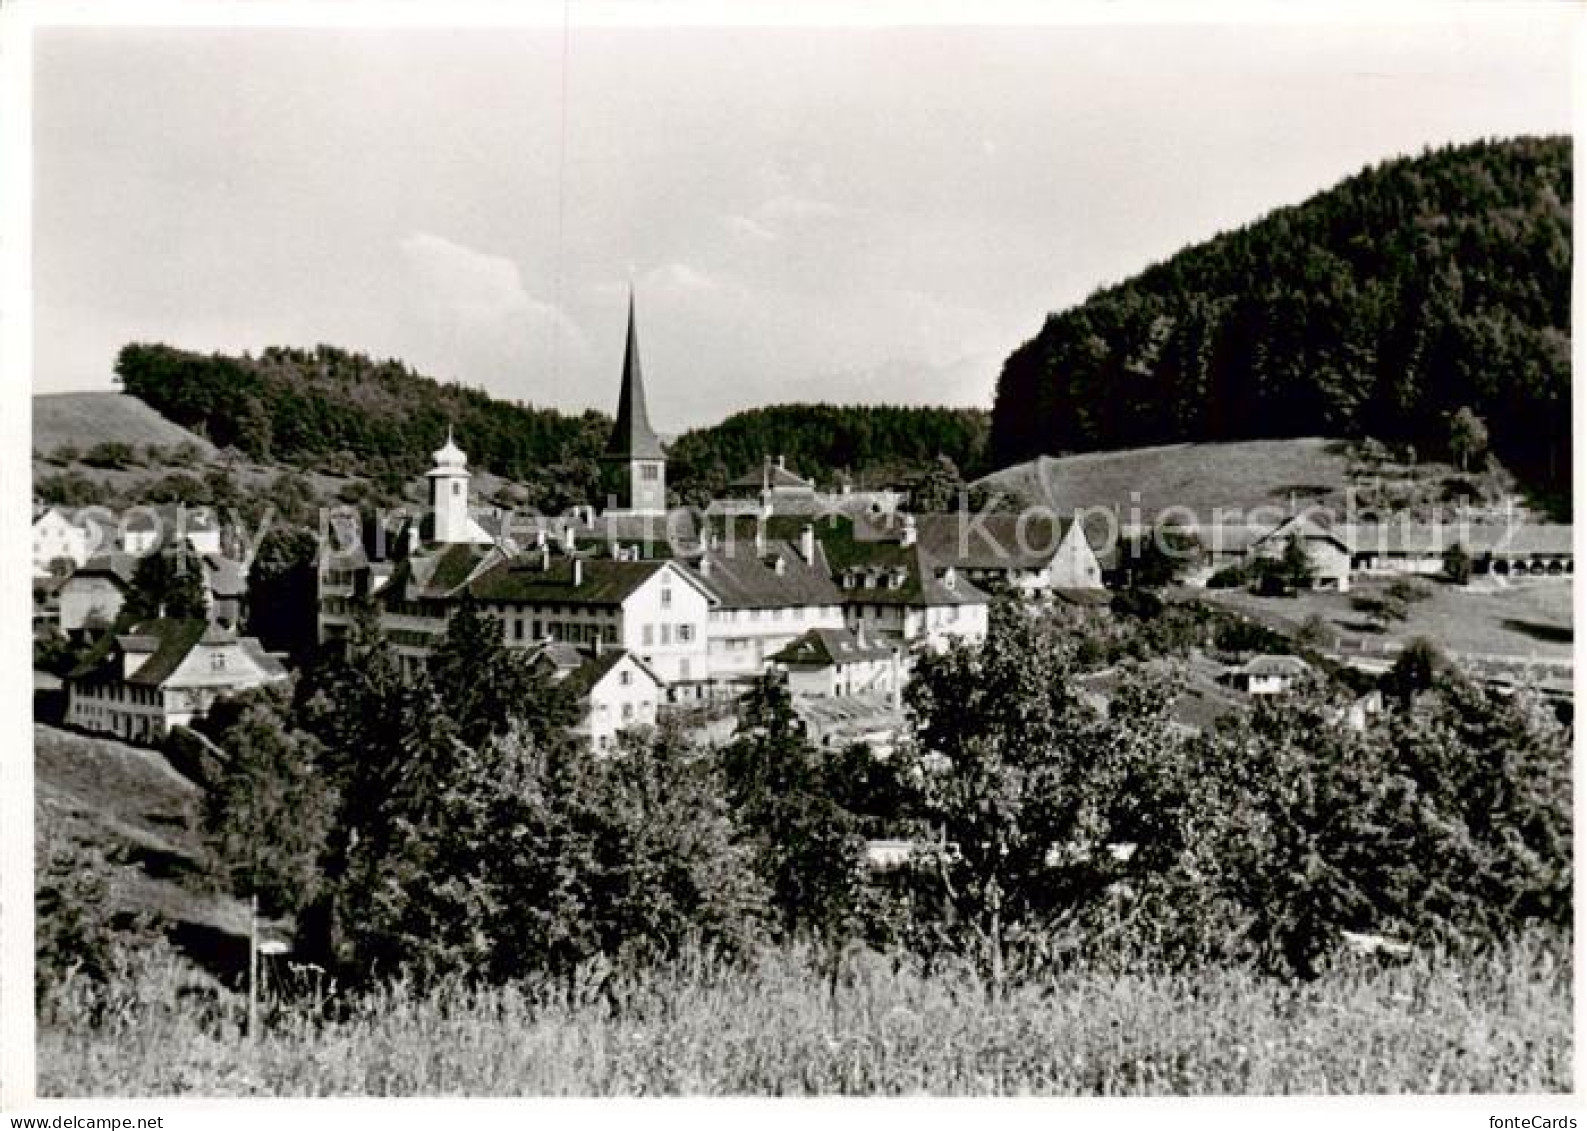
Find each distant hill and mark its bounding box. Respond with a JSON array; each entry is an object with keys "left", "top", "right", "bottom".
[
  {"left": 666, "top": 403, "right": 991, "bottom": 497},
  {"left": 990, "top": 136, "right": 1571, "bottom": 513},
  {"left": 33, "top": 392, "right": 215, "bottom": 456},
  {"left": 112, "top": 342, "right": 609, "bottom": 487}
]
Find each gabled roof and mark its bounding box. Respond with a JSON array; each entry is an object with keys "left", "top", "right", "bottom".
[
  {"left": 604, "top": 292, "right": 666, "bottom": 461},
  {"left": 689, "top": 538, "right": 842, "bottom": 609},
  {"left": 467, "top": 555, "right": 672, "bottom": 608},
  {"left": 1234, "top": 654, "right": 1313, "bottom": 679},
  {"left": 1252, "top": 513, "right": 1350, "bottom": 552},
  {"left": 908, "top": 513, "right": 1083, "bottom": 571},
  {"left": 561, "top": 648, "right": 664, "bottom": 700},
  {"left": 72, "top": 618, "right": 286, "bottom": 687},
  {"left": 816, "top": 516, "right": 990, "bottom": 608},
  {"left": 771, "top": 627, "right": 894, "bottom": 669},
  {"left": 727, "top": 462, "right": 816, "bottom": 491},
  {"left": 69, "top": 551, "right": 140, "bottom": 588}
]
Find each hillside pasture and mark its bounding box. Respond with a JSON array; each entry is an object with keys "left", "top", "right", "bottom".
[
  {"left": 34, "top": 392, "right": 215, "bottom": 457},
  {"left": 975, "top": 438, "right": 1359, "bottom": 523},
  {"left": 1196, "top": 578, "right": 1573, "bottom": 666}
]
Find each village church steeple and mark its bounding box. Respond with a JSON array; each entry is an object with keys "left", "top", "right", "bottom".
[{"left": 601, "top": 290, "right": 667, "bottom": 515}]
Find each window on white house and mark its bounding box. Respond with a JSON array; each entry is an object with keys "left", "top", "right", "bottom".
[
  {"left": 678, "top": 624, "right": 694, "bottom": 642},
  {"left": 641, "top": 464, "right": 659, "bottom": 481},
  {"left": 620, "top": 669, "right": 632, "bottom": 686},
  {"left": 661, "top": 587, "right": 672, "bottom": 609}
]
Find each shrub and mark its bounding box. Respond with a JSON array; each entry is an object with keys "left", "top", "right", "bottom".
[{"left": 83, "top": 441, "right": 135, "bottom": 469}]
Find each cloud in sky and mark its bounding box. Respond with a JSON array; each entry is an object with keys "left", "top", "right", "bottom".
[{"left": 396, "top": 232, "right": 590, "bottom": 406}]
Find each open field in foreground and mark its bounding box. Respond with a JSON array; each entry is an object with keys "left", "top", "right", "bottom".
[{"left": 39, "top": 937, "right": 1570, "bottom": 1096}]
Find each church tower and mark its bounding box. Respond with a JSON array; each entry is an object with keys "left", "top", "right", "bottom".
[
  {"left": 601, "top": 291, "right": 667, "bottom": 515},
  {"left": 427, "top": 427, "right": 472, "bottom": 543}
]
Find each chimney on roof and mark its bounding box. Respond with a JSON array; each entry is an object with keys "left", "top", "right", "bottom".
[
  {"left": 773, "top": 555, "right": 787, "bottom": 576},
  {"left": 799, "top": 524, "right": 816, "bottom": 564},
  {"left": 777, "top": 454, "right": 786, "bottom": 471},
  {"left": 699, "top": 556, "right": 712, "bottom": 579},
  {"left": 900, "top": 514, "right": 917, "bottom": 548},
  {"left": 573, "top": 557, "right": 584, "bottom": 587},
  {"left": 540, "top": 544, "right": 551, "bottom": 571},
  {"left": 562, "top": 524, "right": 577, "bottom": 553}
]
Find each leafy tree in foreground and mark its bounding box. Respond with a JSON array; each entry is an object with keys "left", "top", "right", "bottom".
[{"left": 722, "top": 675, "right": 866, "bottom": 984}]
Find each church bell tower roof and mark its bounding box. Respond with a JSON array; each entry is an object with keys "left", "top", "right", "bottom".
[{"left": 604, "top": 290, "right": 666, "bottom": 461}]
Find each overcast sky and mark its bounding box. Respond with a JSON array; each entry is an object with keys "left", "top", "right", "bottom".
[{"left": 32, "top": 14, "right": 1575, "bottom": 433}]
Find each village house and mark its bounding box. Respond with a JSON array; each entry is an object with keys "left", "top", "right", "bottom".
[
  {"left": 815, "top": 514, "right": 991, "bottom": 651},
  {"left": 907, "top": 512, "right": 1106, "bottom": 596},
  {"left": 58, "top": 549, "right": 248, "bottom": 635},
  {"left": 722, "top": 455, "right": 819, "bottom": 508},
  {"left": 533, "top": 641, "right": 667, "bottom": 752},
  {"left": 771, "top": 626, "right": 900, "bottom": 699},
  {"left": 57, "top": 551, "right": 138, "bottom": 634},
  {"left": 32, "top": 506, "right": 101, "bottom": 578},
  {"left": 685, "top": 525, "right": 848, "bottom": 691},
  {"left": 65, "top": 618, "right": 288, "bottom": 742},
  {"left": 1223, "top": 653, "right": 1314, "bottom": 695},
  {"left": 467, "top": 553, "right": 716, "bottom": 694},
  {"left": 118, "top": 504, "right": 224, "bottom": 556},
  {"left": 1189, "top": 513, "right": 1353, "bottom": 591}
]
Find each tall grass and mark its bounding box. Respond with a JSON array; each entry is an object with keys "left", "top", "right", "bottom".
[{"left": 39, "top": 933, "right": 1570, "bottom": 1097}]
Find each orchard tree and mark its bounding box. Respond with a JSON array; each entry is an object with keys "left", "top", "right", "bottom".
[
  {"left": 904, "top": 599, "right": 1104, "bottom": 995},
  {"left": 1448, "top": 406, "right": 1489, "bottom": 472}
]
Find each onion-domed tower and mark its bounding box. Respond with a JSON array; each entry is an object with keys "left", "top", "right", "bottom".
[{"left": 426, "top": 427, "right": 472, "bottom": 544}]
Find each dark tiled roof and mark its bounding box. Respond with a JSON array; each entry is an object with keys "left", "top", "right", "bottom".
[
  {"left": 70, "top": 618, "right": 207, "bottom": 684},
  {"left": 909, "top": 513, "right": 1080, "bottom": 570},
  {"left": 727, "top": 462, "right": 816, "bottom": 491},
  {"left": 560, "top": 648, "right": 663, "bottom": 700},
  {"left": 688, "top": 538, "right": 842, "bottom": 609},
  {"left": 813, "top": 516, "right": 989, "bottom": 608},
  {"left": 73, "top": 551, "right": 140, "bottom": 587},
  {"left": 467, "top": 556, "right": 670, "bottom": 607},
  {"left": 73, "top": 618, "right": 284, "bottom": 687},
  {"left": 771, "top": 627, "right": 894, "bottom": 668}
]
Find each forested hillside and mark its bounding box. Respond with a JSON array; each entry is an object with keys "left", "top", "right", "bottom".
[
  {"left": 990, "top": 137, "right": 1571, "bottom": 509},
  {"left": 666, "top": 404, "right": 991, "bottom": 496},
  {"left": 114, "top": 344, "right": 989, "bottom": 504},
  {"left": 114, "top": 343, "right": 611, "bottom": 486}
]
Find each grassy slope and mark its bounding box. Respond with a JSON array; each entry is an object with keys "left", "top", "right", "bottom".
[
  {"left": 975, "top": 437, "right": 1358, "bottom": 520},
  {"left": 38, "top": 938, "right": 1571, "bottom": 1096},
  {"left": 35, "top": 723, "right": 250, "bottom": 939},
  {"left": 34, "top": 392, "right": 216, "bottom": 456}
]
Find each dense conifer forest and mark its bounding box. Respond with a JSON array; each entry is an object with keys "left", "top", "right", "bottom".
[{"left": 990, "top": 137, "right": 1571, "bottom": 508}]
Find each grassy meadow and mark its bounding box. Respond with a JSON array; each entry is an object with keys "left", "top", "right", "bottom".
[
  {"left": 38, "top": 935, "right": 1571, "bottom": 1097},
  {"left": 1200, "top": 578, "right": 1573, "bottom": 663}
]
